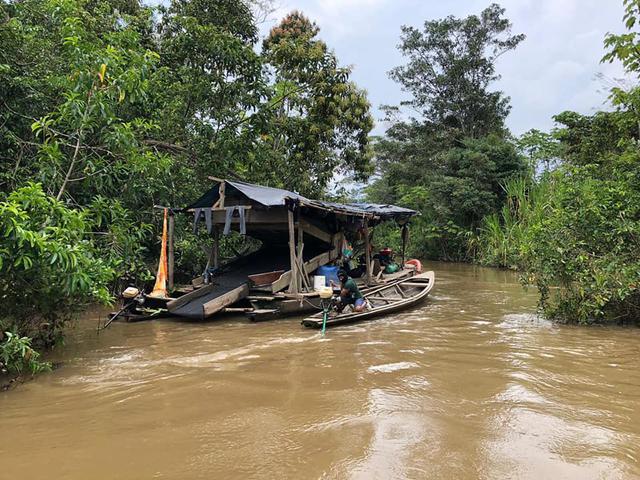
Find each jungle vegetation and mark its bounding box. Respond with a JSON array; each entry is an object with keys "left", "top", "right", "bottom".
[
  {"left": 0, "top": 0, "right": 638, "bottom": 376},
  {"left": 0, "top": 0, "right": 373, "bottom": 374},
  {"left": 374, "top": 1, "right": 640, "bottom": 324}
]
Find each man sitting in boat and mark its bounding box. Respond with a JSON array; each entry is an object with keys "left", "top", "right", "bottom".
[{"left": 332, "top": 270, "right": 366, "bottom": 313}]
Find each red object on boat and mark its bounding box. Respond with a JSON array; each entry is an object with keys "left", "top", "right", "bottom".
[{"left": 405, "top": 259, "right": 423, "bottom": 273}]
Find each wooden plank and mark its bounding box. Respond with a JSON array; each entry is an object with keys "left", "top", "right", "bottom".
[
  {"left": 203, "top": 283, "right": 249, "bottom": 317},
  {"left": 400, "top": 282, "right": 431, "bottom": 287},
  {"left": 299, "top": 218, "right": 332, "bottom": 244},
  {"left": 221, "top": 307, "right": 254, "bottom": 313},
  {"left": 269, "top": 248, "right": 337, "bottom": 293},
  {"left": 248, "top": 270, "right": 285, "bottom": 286},
  {"left": 271, "top": 270, "right": 292, "bottom": 293},
  {"left": 367, "top": 295, "right": 405, "bottom": 302},
  {"left": 209, "top": 209, "right": 287, "bottom": 225},
  {"left": 287, "top": 209, "right": 298, "bottom": 294},
  {"left": 167, "top": 283, "right": 216, "bottom": 310},
  {"left": 297, "top": 227, "right": 311, "bottom": 291}
]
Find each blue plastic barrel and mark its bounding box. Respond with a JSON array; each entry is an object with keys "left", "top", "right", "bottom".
[{"left": 316, "top": 265, "right": 340, "bottom": 286}]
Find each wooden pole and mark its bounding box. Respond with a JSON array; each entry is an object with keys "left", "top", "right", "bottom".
[
  {"left": 297, "top": 224, "right": 307, "bottom": 291},
  {"left": 287, "top": 208, "right": 299, "bottom": 294},
  {"left": 167, "top": 211, "right": 175, "bottom": 290},
  {"left": 213, "top": 226, "right": 219, "bottom": 269},
  {"left": 401, "top": 224, "right": 408, "bottom": 267},
  {"left": 364, "top": 222, "right": 372, "bottom": 285},
  {"left": 218, "top": 181, "right": 226, "bottom": 208}
]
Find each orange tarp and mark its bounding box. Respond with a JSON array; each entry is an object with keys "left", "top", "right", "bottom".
[{"left": 149, "top": 208, "right": 168, "bottom": 298}]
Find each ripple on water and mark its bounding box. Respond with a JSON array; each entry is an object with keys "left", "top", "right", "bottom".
[{"left": 368, "top": 362, "right": 419, "bottom": 373}]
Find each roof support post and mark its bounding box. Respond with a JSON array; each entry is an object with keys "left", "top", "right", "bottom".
[
  {"left": 218, "top": 181, "right": 226, "bottom": 208},
  {"left": 287, "top": 207, "right": 299, "bottom": 294},
  {"left": 401, "top": 223, "right": 408, "bottom": 267},
  {"left": 297, "top": 224, "right": 311, "bottom": 291},
  {"left": 213, "top": 225, "right": 219, "bottom": 269},
  {"left": 364, "top": 222, "right": 372, "bottom": 286}
]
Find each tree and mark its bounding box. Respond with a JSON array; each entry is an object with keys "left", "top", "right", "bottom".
[
  {"left": 475, "top": 0, "right": 640, "bottom": 324},
  {"left": 259, "top": 11, "right": 374, "bottom": 196},
  {"left": 153, "top": 0, "right": 266, "bottom": 189},
  {"left": 370, "top": 5, "right": 526, "bottom": 260},
  {"left": 0, "top": 183, "right": 113, "bottom": 346},
  {"left": 389, "top": 3, "right": 524, "bottom": 138}
]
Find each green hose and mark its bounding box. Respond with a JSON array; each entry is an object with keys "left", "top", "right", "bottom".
[{"left": 321, "top": 307, "right": 328, "bottom": 335}]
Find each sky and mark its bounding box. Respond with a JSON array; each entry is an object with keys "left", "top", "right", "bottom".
[{"left": 261, "top": 0, "right": 628, "bottom": 136}]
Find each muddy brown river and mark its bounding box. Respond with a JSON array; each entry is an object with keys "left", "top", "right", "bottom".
[{"left": 2, "top": 263, "right": 640, "bottom": 479}]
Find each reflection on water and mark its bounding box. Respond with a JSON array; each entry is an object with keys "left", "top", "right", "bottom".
[{"left": 1, "top": 262, "right": 640, "bottom": 479}]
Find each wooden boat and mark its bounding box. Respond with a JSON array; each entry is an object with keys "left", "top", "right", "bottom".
[{"left": 301, "top": 271, "right": 435, "bottom": 329}]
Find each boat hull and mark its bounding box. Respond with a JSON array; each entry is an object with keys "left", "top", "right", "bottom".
[{"left": 301, "top": 271, "right": 435, "bottom": 329}]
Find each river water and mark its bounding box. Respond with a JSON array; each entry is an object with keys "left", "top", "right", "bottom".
[{"left": 2, "top": 263, "right": 640, "bottom": 479}]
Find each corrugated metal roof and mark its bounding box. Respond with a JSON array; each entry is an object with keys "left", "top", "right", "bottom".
[{"left": 186, "top": 179, "right": 418, "bottom": 220}]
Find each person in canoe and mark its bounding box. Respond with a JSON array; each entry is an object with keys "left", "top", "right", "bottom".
[{"left": 331, "top": 269, "right": 367, "bottom": 313}]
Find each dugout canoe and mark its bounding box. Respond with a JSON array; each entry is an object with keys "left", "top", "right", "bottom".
[{"left": 301, "top": 271, "right": 435, "bottom": 329}]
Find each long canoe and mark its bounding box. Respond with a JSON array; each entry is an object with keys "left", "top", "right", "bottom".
[{"left": 301, "top": 271, "right": 435, "bottom": 329}]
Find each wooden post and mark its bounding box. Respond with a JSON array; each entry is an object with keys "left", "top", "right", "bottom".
[
  {"left": 287, "top": 208, "right": 299, "bottom": 294},
  {"left": 297, "top": 224, "right": 306, "bottom": 291},
  {"left": 213, "top": 225, "right": 219, "bottom": 269},
  {"left": 167, "top": 211, "right": 175, "bottom": 290},
  {"left": 401, "top": 224, "right": 408, "bottom": 267},
  {"left": 364, "top": 222, "right": 372, "bottom": 285},
  {"left": 218, "top": 182, "right": 226, "bottom": 208}
]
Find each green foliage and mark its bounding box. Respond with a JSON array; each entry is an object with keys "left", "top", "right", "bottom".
[
  {"left": 476, "top": 176, "right": 553, "bottom": 269},
  {"left": 260, "top": 11, "right": 374, "bottom": 196},
  {"left": 525, "top": 161, "right": 640, "bottom": 324},
  {"left": 0, "top": 331, "right": 52, "bottom": 375},
  {"left": 0, "top": 183, "right": 113, "bottom": 345},
  {"left": 0, "top": 0, "right": 377, "bottom": 366},
  {"left": 389, "top": 3, "right": 524, "bottom": 138},
  {"left": 516, "top": 129, "right": 560, "bottom": 173},
  {"left": 603, "top": 0, "right": 640, "bottom": 73},
  {"left": 478, "top": 112, "right": 640, "bottom": 324},
  {"left": 373, "top": 133, "right": 527, "bottom": 260},
  {"left": 370, "top": 5, "right": 526, "bottom": 260}
]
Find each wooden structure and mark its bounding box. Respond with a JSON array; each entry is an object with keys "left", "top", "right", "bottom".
[
  {"left": 301, "top": 271, "right": 435, "bottom": 329},
  {"left": 150, "top": 179, "right": 418, "bottom": 320}
]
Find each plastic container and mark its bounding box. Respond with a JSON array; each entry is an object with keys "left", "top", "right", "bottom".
[
  {"left": 313, "top": 275, "right": 326, "bottom": 291},
  {"left": 384, "top": 263, "right": 400, "bottom": 274},
  {"left": 318, "top": 287, "right": 333, "bottom": 299},
  {"left": 316, "top": 265, "right": 340, "bottom": 286}
]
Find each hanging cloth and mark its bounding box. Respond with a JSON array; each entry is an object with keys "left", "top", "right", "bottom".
[
  {"left": 223, "top": 207, "right": 234, "bottom": 235},
  {"left": 237, "top": 206, "right": 247, "bottom": 235},
  {"left": 150, "top": 208, "right": 168, "bottom": 298},
  {"left": 204, "top": 208, "right": 212, "bottom": 234},
  {"left": 192, "top": 208, "right": 203, "bottom": 234}
]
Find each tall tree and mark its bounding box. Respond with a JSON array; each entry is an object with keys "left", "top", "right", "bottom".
[
  {"left": 371, "top": 4, "right": 526, "bottom": 260},
  {"left": 389, "top": 3, "right": 524, "bottom": 138},
  {"left": 152, "top": 0, "right": 266, "bottom": 190},
  {"left": 259, "top": 11, "right": 374, "bottom": 196}
]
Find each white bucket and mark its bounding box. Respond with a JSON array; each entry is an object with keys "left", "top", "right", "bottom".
[{"left": 313, "top": 275, "right": 326, "bottom": 291}]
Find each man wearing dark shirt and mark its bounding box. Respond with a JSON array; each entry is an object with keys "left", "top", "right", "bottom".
[{"left": 332, "top": 269, "right": 366, "bottom": 313}]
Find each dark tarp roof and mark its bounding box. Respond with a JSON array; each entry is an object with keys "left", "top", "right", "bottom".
[{"left": 186, "top": 179, "right": 418, "bottom": 220}]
